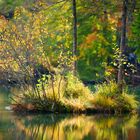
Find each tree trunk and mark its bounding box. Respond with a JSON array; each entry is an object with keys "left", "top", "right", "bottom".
[
  {"left": 72, "top": 0, "right": 77, "bottom": 75},
  {"left": 128, "top": 0, "right": 136, "bottom": 23},
  {"left": 117, "top": 0, "right": 128, "bottom": 92}
]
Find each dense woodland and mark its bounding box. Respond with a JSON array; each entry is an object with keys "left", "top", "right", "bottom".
[{"left": 0, "top": 0, "right": 140, "bottom": 113}]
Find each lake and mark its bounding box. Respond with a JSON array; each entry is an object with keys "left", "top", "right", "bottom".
[{"left": 0, "top": 86, "right": 140, "bottom": 140}]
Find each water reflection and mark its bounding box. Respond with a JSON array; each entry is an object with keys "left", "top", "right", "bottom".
[
  {"left": 0, "top": 87, "right": 16, "bottom": 140},
  {"left": 12, "top": 114, "right": 140, "bottom": 140}
]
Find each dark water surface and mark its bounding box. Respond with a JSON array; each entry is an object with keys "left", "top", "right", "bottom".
[{"left": 0, "top": 87, "right": 140, "bottom": 140}]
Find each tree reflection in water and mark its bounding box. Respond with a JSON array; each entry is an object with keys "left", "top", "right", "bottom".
[{"left": 11, "top": 114, "right": 140, "bottom": 140}]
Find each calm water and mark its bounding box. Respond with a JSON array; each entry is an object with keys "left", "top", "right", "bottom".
[{"left": 0, "top": 87, "right": 140, "bottom": 140}]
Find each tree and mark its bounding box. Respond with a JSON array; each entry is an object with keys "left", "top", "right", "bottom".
[
  {"left": 76, "top": 0, "right": 119, "bottom": 81},
  {"left": 130, "top": 0, "right": 140, "bottom": 61},
  {"left": 117, "top": 0, "right": 128, "bottom": 92},
  {"left": 72, "top": 0, "right": 77, "bottom": 75},
  {"left": 0, "top": 1, "right": 73, "bottom": 83}
]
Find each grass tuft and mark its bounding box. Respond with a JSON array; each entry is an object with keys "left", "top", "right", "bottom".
[
  {"left": 92, "top": 81, "right": 139, "bottom": 113},
  {"left": 11, "top": 78, "right": 139, "bottom": 114}
]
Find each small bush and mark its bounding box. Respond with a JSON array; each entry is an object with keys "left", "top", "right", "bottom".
[
  {"left": 92, "top": 81, "right": 139, "bottom": 113},
  {"left": 95, "top": 81, "right": 119, "bottom": 97},
  {"left": 12, "top": 73, "right": 92, "bottom": 113},
  {"left": 64, "top": 73, "right": 92, "bottom": 99},
  {"left": 116, "top": 93, "right": 138, "bottom": 112}
]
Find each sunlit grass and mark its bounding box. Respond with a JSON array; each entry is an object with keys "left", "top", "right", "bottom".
[
  {"left": 91, "top": 81, "right": 139, "bottom": 113},
  {"left": 11, "top": 73, "right": 93, "bottom": 113},
  {"left": 11, "top": 78, "right": 139, "bottom": 113}
]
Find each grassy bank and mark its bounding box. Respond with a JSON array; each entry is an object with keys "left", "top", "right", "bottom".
[{"left": 11, "top": 74, "right": 139, "bottom": 114}]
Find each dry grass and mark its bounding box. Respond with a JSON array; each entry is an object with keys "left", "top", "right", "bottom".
[
  {"left": 11, "top": 78, "right": 139, "bottom": 114},
  {"left": 91, "top": 81, "right": 139, "bottom": 113}
]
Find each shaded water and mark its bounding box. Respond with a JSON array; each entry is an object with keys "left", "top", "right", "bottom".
[{"left": 0, "top": 87, "right": 140, "bottom": 140}]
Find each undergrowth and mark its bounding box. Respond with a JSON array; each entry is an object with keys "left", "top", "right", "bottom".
[
  {"left": 92, "top": 81, "right": 139, "bottom": 113},
  {"left": 11, "top": 76, "right": 139, "bottom": 114}
]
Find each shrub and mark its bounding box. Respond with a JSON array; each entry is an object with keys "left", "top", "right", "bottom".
[
  {"left": 64, "top": 73, "right": 92, "bottom": 99},
  {"left": 95, "top": 81, "right": 119, "bottom": 97},
  {"left": 12, "top": 73, "right": 92, "bottom": 113},
  {"left": 116, "top": 93, "right": 138, "bottom": 112},
  {"left": 92, "top": 81, "right": 139, "bottom": 113}
]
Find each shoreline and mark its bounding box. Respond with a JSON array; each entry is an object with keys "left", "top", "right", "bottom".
[{"left": 11, "top": 103, "right": 138, "bottom": 115}]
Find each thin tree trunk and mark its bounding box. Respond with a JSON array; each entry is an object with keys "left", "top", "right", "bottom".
[
  {"left": 118, "top": 0, "right": 128, "bottom": 92},
  {"left": 72, "top": 0, "right": 77, "bottom": 75},
  {"left": 128, "top": 0, "right": 136, "bottom": 23}
]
